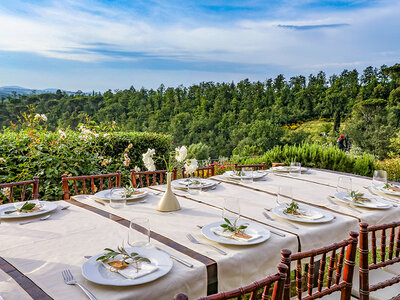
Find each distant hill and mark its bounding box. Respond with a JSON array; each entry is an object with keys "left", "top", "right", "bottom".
[{"left": 0, "top": 86, "right": 77, "bottom": 97}]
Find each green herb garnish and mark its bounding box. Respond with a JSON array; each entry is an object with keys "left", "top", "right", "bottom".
[
  {"left": 349, "top": 190, "right": 370, "bottom": 203},
  {"left": 284, "top": 202, "right": 300, "bottom": 215},
  {"left": 220, "top": 217, "right": 248, "bottom": 234},
  {"left": 4, "top": 202, "right": 37, "bottom": 214},
  {"left": 97, "top": 246, "right": 151, "bottom": 272}
]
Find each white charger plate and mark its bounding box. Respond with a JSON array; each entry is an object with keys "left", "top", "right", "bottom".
[
  {"left": 82, "top": 247, "right": 173, "bottom": 286},
  {"left": 201, "top": 220, "right": 270, "bottom": 245},
  {"left": 0, "top": 201, "right": 58, "bottom": 219},
  {"left": 222, "top": 171, "right": 266, "bottom": 180},
  {"left": 94, "top": 189, "right": 148, "bottom": 201},
  {"left": 172, "top": 178, "right": 216, "bottom": 189},
  {"left": 334, "top": 192, "right": 392, "bottom": 209},
  {"left": 269, "top": 166, "right": 308, "bottom": 173},
  {"left": 272, "top": 204, "right": 334, "bottom": 223},
  {"left": 373, "top": 184, "right": 400, "bottom": 197}
]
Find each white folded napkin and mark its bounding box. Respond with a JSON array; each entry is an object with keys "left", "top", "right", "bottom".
[
  {"left": 211, "top": 227, "right": 261, "bottom": 242},
  {"left": 103, "top": 259, "right": 158, "bottom": 280},
  {"left": 284, "top": 209, "right": 324, "bottom": 220},
  {"left": 344, "top": 196, "right": 388, "bottom": 208}
]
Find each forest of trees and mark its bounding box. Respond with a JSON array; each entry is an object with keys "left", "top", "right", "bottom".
[{"left": 1, "top": 64, "right": 400, "bottom": 159}]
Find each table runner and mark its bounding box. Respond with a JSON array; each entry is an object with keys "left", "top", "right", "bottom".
[
  {"left": 154, "top": 179, "right": 358, "bottom": 253},
  {"left": 72, "top": 191, "right": 298, "bottom": 293},
  {"left": 0, "top": 263, "right": 38, "bottom": 300},
  {"left": 0, "top": 201, "right": 206, "bottom": 300}
]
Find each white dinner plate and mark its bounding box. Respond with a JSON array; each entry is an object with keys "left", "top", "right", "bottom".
[
  {"left": 172, "top": 178, "right": 216, "bottom": 189},
  {"left": 0, "top": 200, "right": 58, "bottom": 219},
  {"left": 334, "top": 192, "right": 392, "bottom": 209},
  {"left": 82, "top": 247, "right": 173, "bottom": 286},
  {"left": 222, "top": 171, "right": 266, "bottom": 180},
  {"left": 201, "top": 220, "right": 270, "bottom": 245},
  {"left": 373, "top": 184, "right": 400, "bottom": 197},
  {"left": 269, "top": 166, "right": 308, "bottom": 173},
  {"left": 94, "top": 189, "right": 148, "bottom": 201},
  {"left": 272, "top": 204, "right": 334, "bottom": 223}
]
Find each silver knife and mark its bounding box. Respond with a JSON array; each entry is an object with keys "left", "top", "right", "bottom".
[{"left": 154, "top": 246, "right": 193, "bottom": 268}]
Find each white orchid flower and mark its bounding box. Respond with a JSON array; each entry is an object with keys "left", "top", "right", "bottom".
[
  {"left": 175, "top": 146, "right": 188, "bottom": 162},
  {"left": 184, "top": 158, "right": 198, "bottom": 175}
]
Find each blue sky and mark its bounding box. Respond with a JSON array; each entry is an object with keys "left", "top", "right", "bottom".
[{"left": 0, "top": 0, "right": 399, "bottom": 91}]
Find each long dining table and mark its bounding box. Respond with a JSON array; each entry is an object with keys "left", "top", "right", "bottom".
[{"left": 1, "top": 168, "right": 399, "bottom": 299}]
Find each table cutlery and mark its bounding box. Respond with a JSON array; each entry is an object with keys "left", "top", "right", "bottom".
[
  {"left": 62, "top": 269, "right": 97, "bottom": 300},
  {"left": 19, "top": 214, "right": 51, "bottom": 225},
  {"left": 84, "top": 255, "right": 92, "bottom": 259},
  {"left": 186, "top": 233, "right": 227, "bottom": 255},
  {"left": 61, "top": 205, "right": 70, "bottom": 210},
  {"left": 211, "top": 182, "right": 222, "bottom": 190},
  {"left": 263, "top": 211, "right": 299, "bottom": 229},
  {"left": 126, "top": 199, "right": 147, "bottom": 205},
  {"left": 154, "top": 246, "right": 193, "bottom": 268}
]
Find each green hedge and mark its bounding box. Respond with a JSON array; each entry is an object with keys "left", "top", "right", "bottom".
[
  {"left": 0, "top": 128, "right": 172, "bottom": 200},
  {"left": 237, "top": 143, "right": 376, "bottom": 177}
]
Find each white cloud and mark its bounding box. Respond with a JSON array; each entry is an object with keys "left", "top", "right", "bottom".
[{"left": 0, "top": 0, "right": 399, "bottom": 71}]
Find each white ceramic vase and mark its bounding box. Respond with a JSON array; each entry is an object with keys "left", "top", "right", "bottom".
[{"left": 156, "top": 172, "right": 180, "bottom": 212}]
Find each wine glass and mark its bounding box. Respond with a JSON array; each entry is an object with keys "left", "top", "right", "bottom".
[
  {"left": 337, "top": 176, "right": 352, "bottom": 195},
  {"left": 109, "top": 187, "right": 126, "bottom": 209},
  {"left": 276, "top": 186, "right": 293, "bottom": 206},
  {"left": 128, "top": 217, "right": 150, "bottom": 247},
  {"left": 290, "top": 162, "right": 301, "bottom": 176},
  {"left": 222, "top": 197, "right": 240, "bottom": 224},
  {"left": 372, "top": 170, "right": 387, "bottom": 187},
  {"left": 241, "top": 167, "right": 253, "bottom": 184},
  {"left": 186, "top": 177, "right": 202, "bottom": 195}
]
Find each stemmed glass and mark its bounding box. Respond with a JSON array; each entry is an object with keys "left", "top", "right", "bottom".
[
  {"left": 241, "top": 167, "right": 253, "bottom": 184},
  {"left": 372, "top": 170, "right": 387, "bottom": 187},
  {"left": 276, "top": 186, "right": 293, "bottom": 206},
  {"left": 337, "top": 176, "right": 352, "bottom": 195},
  {"left": 290, "top": 162, "right": 301, "bottom": 176},
  {"left": 109, "top": 187, "right": 126, "bottom": 209},
  {"left": 222, "top": 198, "right": 240, "bottom": 224},
  {"left": 128, "top": 217, "right": 150, "bottom": 247},
  {"left": 186, "top": 177, "right": 202, "bottom": 195}
]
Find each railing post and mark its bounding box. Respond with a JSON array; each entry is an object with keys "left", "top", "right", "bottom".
[
  {"left": 61, "top": 174, "right": 70, "bottom": 200},
  {"left": 341, "top": 231, "right": 359, "bottom": 300},
  {"left": 359, "top": 223, "right": 370, "bottom": 300}
]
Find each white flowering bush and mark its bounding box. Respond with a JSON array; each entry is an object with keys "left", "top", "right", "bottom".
[{"left": 0, "top": 124, "right": 172, "bottom": 201}]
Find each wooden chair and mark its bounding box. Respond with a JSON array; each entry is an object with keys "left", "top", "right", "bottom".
[
  {"left": 0, "top": 177, "right": 39, "bottom": 202},
  {"left": 352, "top": 222, "right": 400, "bottom": 300},
  {"left": 130, "top": 169, "right": 177, "bottom": 188},
  {"left": 281, "top": 231, "right": 359, "bottom": 300},
  {"left": 174, "top": 263, "right": 288, "bottom": 300},
  {"left": 234, "top": 163, "right": 266, "bottom": 170},
  {"left": 62, "top": 171, "right": 121, "bottom": 200},
  {"left": 181, "top": 165, "right": 215, "bottom": 178}
]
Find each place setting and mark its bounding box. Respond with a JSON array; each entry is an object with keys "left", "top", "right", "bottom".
[
  {"left": 0, "top": 199, "right": 62, "bottom": 225},
  {"left": 171, "top": 177, "right": 218, "bottom": 193},
  {"left": 91, "top": 186, "right": 149, "bottom": 207},
  {"left": 331, "top": 176, "right": 393, "bottom": 210},
  {"left": 221, "top": 167, "right": 267, "bottom": 183},
  {"left": 268, "top": 162, "right": 308, "bottom": 175},
  {"left": 81, "top": 217, "right": 178, "bottom": 288},
  {"left": 363, "top": 170, "right": 400, "bottom": 203},
  {"left": 196, "top": 198, "right": 271, "bottom": 249},
  {"left": 265, "top": 186, "right": 335, "bottom": 230}
]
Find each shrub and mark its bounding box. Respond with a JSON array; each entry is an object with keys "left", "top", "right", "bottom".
[
  {"left": 375, "top": 158, "right": 400, "bottom": 182},
  {"left": 187, "top": 142, "right": 210, "bottom": 160},
  {"left": 0, "top": 127, "right": 172, "bottom": 200},
  {"left": 236, "top": 143, "right": 375, "bottom": 177}
]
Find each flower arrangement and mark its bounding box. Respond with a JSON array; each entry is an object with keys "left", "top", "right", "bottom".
[{"left": 142, "top": 146, "right": 198, "bottom": 175}]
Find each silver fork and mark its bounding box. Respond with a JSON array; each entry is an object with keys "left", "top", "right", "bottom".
[
  {"left": 186, "top": 233, "right": 227, "bottom": 255},
  {"left": 62, "top": 269, "right": 97, "bottom": 300},
  {"left": 19, "top": 214, "right": 51, "bottom": 225}
]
